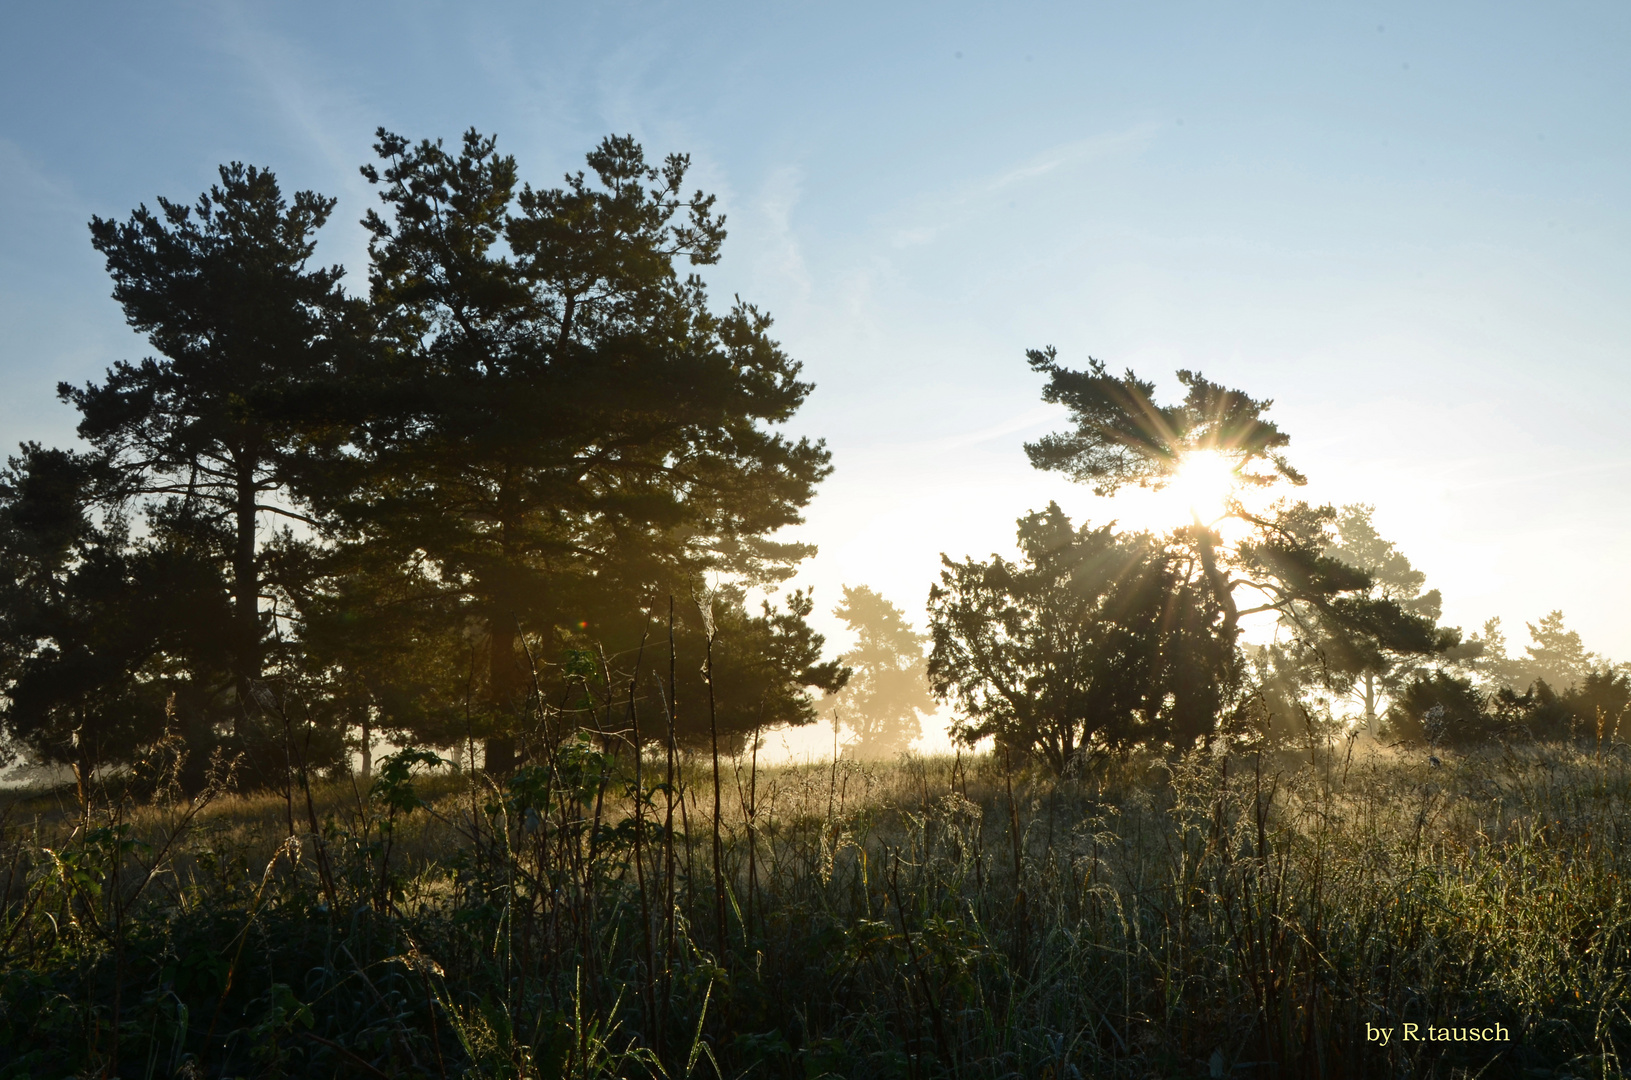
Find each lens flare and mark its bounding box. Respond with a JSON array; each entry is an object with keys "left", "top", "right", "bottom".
[{"left": 1165, "top": 449, "right": 1239, "bottom": 524}]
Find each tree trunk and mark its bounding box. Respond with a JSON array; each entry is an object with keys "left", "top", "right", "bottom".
[
  {"left": 1363, "top": 672, "right": 1377, "bottom": 736},
  {"left": 705, "top": 623, "right": 727, "bottom": 961},
  {"left": 232, "top": 456, "right": 261, "bottom": 724},
  {"left": 483, "top": 493, "right": 524, "bottom": 775},
  {"left": 483, "top": 611, "right": 523, "bottom": 774},
  {"left": 359, "top": 706, "right": 373, "bottom": 779},
  {"left": 1193, "top": 524, "right": 1239, "bottom": 639}
]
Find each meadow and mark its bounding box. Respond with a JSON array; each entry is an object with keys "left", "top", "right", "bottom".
[{"left": 1, "top": 732, "right": 1627, "bottom": 1080}]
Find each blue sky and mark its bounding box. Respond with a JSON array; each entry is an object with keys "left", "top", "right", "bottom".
[{"left": 4, "top": 2, "right": 1629, "bottom": 716}]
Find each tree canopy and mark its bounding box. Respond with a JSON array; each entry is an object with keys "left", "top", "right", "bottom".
[
  {"left": 929, "top": 505, "right": 1235, "bottom": 769},
  {"left": 342, "top": 128, "right": 833, "bottom": 770},
  {"left": 1314, "top": 504, "right": 1446, "bottom": 729},
  {"left": 925, "top": 350, "right": 1463, "bottom": 767},
  {"left": 823, "top": 585, "right": 935, "bottom": 759},
  {"left": 1, "top": 131, "right": 840, "bottom": 783},
  {"left": 69, "top": 163, "right": 356, "bottom": 709}
]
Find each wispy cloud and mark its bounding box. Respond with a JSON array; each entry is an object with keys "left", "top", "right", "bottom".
[
  {"left": 202, "top": 1, "right": 380, "bottom": 270},
  {"left": 844, "top": 404, "right": 1062, "bottom": 458},
  {"left": 888, "top": 123, "right": 1161, "bottom": 250},
  {"left": 746, "top": 164, "right": 812, "bottom": 303},
  {"left": 0, "top": 136, "right": 90, "bottom": 263}
]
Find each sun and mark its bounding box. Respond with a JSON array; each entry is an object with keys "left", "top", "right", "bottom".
[
  {"left": 1075, "top": 448, "right": 1247, "bottom": 536},
  {"left": 1162, "top": 449, "right": 1240, "bottom": 525}
]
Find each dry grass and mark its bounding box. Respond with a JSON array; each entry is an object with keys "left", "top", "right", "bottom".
[{"left": 1, "top": 737, "right": 1628, "bottom": 1077}]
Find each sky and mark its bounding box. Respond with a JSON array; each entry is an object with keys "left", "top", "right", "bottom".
[{"left": 3, "top": 3, "right": 1628, "bottom": 753}]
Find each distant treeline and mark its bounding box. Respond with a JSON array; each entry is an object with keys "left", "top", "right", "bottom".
[{"left": 0, "top": 132, "right": 1623, "bottom": 791}]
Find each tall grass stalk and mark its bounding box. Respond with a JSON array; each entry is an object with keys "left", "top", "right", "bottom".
[{"left": 3, "top": 721, "right": 1631, "bottom": 1077}]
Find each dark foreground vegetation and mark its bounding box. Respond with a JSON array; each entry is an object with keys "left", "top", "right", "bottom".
[{"left": 3, "top": 737, "right": 1630, "bottom": 1079}]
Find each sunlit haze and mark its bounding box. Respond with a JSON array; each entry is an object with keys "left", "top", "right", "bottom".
[
  {"left": 3, "top": 3, "right": 1629, "bottom": 759},
  {"left": 1167, "top": 450, "right": 1242, "bottom": 528}
]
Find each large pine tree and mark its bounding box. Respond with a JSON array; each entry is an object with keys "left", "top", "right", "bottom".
[
  {"left": 1009, "top": 350, "right": 1450, "bottom": 752},
  {"left": 59, "top": 164, "right": 356, "bottom": 766},
  {"left": 345, "top": 129, "right": 833, "bottom": 771}
]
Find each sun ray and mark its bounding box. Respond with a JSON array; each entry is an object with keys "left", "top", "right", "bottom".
[{"left": 1163, "top": 449, "right": 1240, "bottom": 526}]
